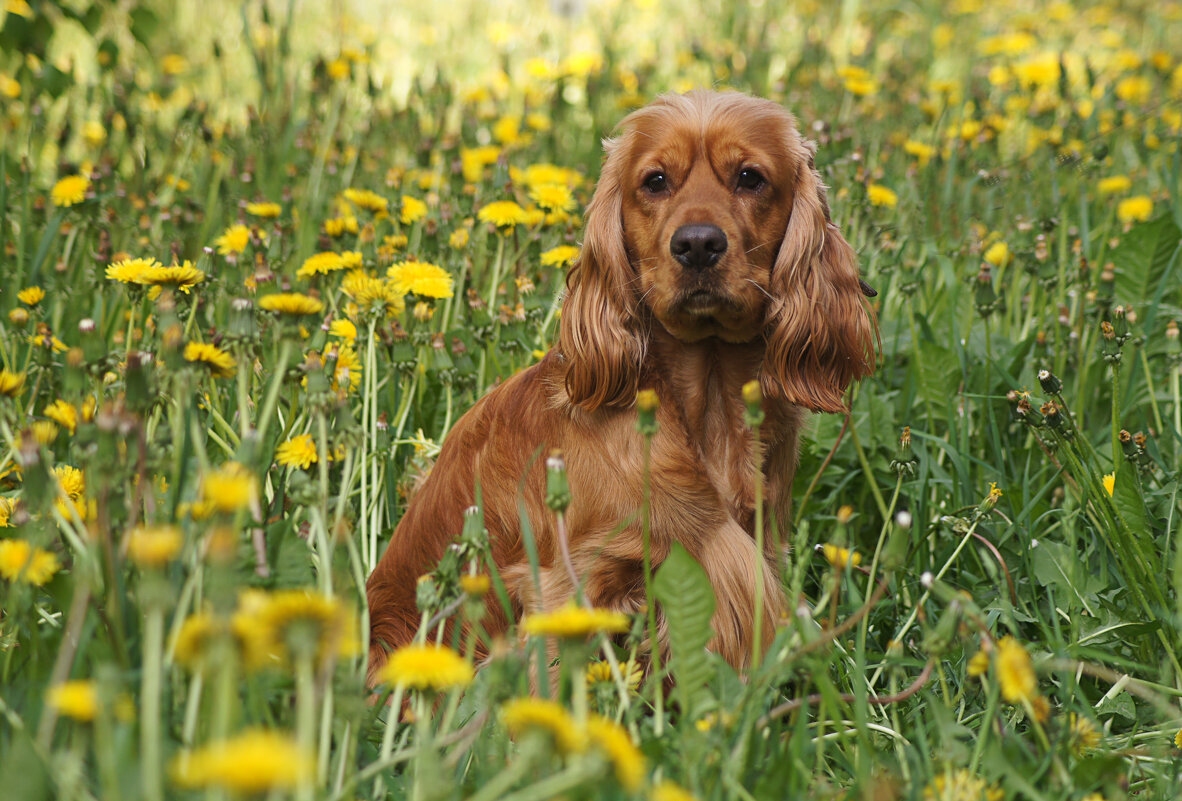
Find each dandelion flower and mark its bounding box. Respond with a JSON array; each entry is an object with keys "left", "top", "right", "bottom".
[
  {"left": 1097, "top": 175, "right": 1132, "bottom": 196},
  {"left": 141, "top": 262, "right": 205, "bottom": 293},
  {"left": 44, "top": 399, "right": 78, "bottom": 433},
  {"left": 54, "top": 465, "right": 85, "bottom": 500},
  {"left": 378, "top": 643, "right": 474, "bottom": 690},
  {"left": 923, "top": 769, "right": 1002, "bottom": 801},
  {"left": 586, "top": 659, "right": 643, "bottom": 693},
  {"left": 587, "top": 715, "right": 646, "bottom": 790},
  {"left": 126, "top": 524, "right": 184, "bottom": 568},
  {"left": 1069, "top": 713, "right": 1101, "bottom": 756},
  {"left": 1175, "top": 728, "right": 1182, "bottom": 749},
  {"left": 245, "top": 201, "right": 282, "bottom": 218},
  {"left": 0, "top": 369, "right": 26, "bottom": 397},
  {"left": 275, "top": 434, "right": 318, "bottom": 469},
  {"left": 17, "top": 286, "right": 45, "bottom": 306},
  {"left": 478, "top": 200, "right": 529, "bottom": 229},
  {"left": 1102, "top": 473, "right": 1115, "bottom": 496},
  {"left": 328, "top": 319, "right": 357, "bottom": 342},
  {"left": 521, "top": 603, "right": 629, "bottom": 639},
  {"left": 530, "top": 182, "right": 574, "bottom": 213},
  {"left": 170, "top": 729, "right": 312, "bottom": 793},
  {"left": 983, "top": 241, "right": 1010, "bottom": 267},
  {"left": 903, "top": 140, "right": 937, "bottom": 166},
  {"left": 541, "top": 245, "right": 579, "bottom": 269},
  {"left": 0, "top": 539, "right": 60, "bottom": 585},
  {"left": 387, "top": 260, "right": 454, "bottom": 299},
  {"left": 214, "top": 224, "right": 258, "bottom": 256},
  {"left": 106, "top": 257, "right": 162, "bottom": 284},
  {"left": 653, "top": 781, "right": 700, "bottom": 801},
  {"left": 501, "top": 698, "right": 586, "bottom": 753},
  {"left": 259, "top": 293, "right": 324, "bottom": 316},
  {"left": 51, "top": 175, "right": 90, "bottom": 207},
  {"left": 400, "top": 195, "right": 428, "bottom": 224},
  {"left": 343, "top": 188, "right": 389, "bottom": 214},
  {"left": 821, "top": 543, "right": 861, "bottom": 568},
  {"left": 966, "top": 649, "right": 990, "bottom": 677},
  {"left": 1117, "top": 195, "right": 1153, "bottom": 224},
  {"left": 200, "top": 462, "right": 255, "bottom": 514},
  {"left": 995, "top": 636, "right": 1037, "bottom": 704},
  {"left": 48, "top": 680, "right": 99, "bottom": 722},
  {"left": 184, "top": 342, "right": 237, "bottom": 378},
  {"left": 297, "top": 251, "right": 349, "bottom": 278},
  {"left": 0, "top": 497, "right": 16, "bottom": 527},
  {"left": 866, "top": 184, "right": 898, "bottom": 208},
  {"left": 258, "top": 589, "right": 358, "bottom": 661},
  {"left": 324, "top": 216, "right": 358, "bottom": 237}
]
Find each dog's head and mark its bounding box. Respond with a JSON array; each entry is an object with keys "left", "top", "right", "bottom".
[{"left": 559, "top": 90, "right": 877, "bottom": 413}]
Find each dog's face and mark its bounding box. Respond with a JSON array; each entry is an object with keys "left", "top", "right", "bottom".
[
  {"left": 559, "top": 90, "right": 877, "bottom": 413},
  {"left": 619, "top": 102, "right": 796, "bottom": 344}
]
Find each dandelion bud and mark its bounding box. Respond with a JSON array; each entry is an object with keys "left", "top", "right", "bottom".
[
  {"left": 1166, "top": 321, "right": 1179, "bottom": 341},
  {"left": 79, "top": 318, "right": 96, "bottom": 335},
  {"left": 545, "top": 450, "right": 571, "bottom": 512},
  {"left": 1041, "top": 400, "right": 1062, "bottom": 429},
  {"left": 8, "top": 308, "right": 29, "bottom": 327},
  {"left": 836, "top": 505, "right": 854, "bottom": 525},
  {"left": 1133, "top": 431, "right": 1147, "bottom": 449},
  {"left": 1119, "top": 429, "right": 1137, "bottom": 458},
  {"left": 636, "top": 389, "right": 659, "bottom": 436},
  {"left": 741, "top": 380, "right": 764, "bottom": 426},
  {"left": 1037, "top": 369, "right": 1061, "bottom": 394},
  {"left": 900, "top": 426, "right": 911, "bottom": 450},
  {"left": 460, "top": 574, "right": 491, "bottom": 598}
]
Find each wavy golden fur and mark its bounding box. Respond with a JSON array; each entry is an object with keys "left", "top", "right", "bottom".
[{"left": 366, "top": 90, "right": 877, "bottom": 682}]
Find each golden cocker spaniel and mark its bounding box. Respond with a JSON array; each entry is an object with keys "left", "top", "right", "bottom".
[{"left": 366, "top": 90, "right": 877, "bottom": 681}]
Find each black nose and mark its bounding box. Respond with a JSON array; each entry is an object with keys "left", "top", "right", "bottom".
[{"left": 670, "top": 224, "right": 727, "bottom": 270}]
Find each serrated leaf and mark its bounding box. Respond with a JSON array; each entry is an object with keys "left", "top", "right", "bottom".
[
  {"left": 653, "top": 542, "right": 717, "bottom": 717},
  {"left": 1111, "top": 214, "right": 1182, "bottom": 310}
]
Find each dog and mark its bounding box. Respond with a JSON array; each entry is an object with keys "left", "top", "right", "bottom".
[{"left": 366, "top": 90, "right": 877, "bottom": 682}]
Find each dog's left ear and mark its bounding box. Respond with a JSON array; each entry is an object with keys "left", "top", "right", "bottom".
[{"left": 762, "top": 138, "right": 878, "bottom": 413}]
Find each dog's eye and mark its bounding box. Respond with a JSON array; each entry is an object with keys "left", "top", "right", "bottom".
[
  {"left": 642, "top": 172, "right": 667, "bottom": 194},
  {"left": 737, "top": 167, "right": 766, "bottom": 191}
]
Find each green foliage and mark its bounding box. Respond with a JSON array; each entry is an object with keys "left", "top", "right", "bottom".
[{"left": 653, "top": 543, "right": 717, "bottom": 718}]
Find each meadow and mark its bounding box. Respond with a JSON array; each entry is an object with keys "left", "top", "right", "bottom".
[{"left": 1, "top": 0, "right": 1182, "bottom": 798}]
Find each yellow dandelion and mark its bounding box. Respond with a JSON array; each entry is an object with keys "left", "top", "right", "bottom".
[
  {"left": 141, "top": 262, "right": 205, "bottom": 293},
  {"left": 297, "top": 251, "right": 348, "bottom": 278},
  {"left": 200, "top": 462, "right": 256, "bottom": 514},
  {"left": 172, "top": 612, "right": 220, "bottom": 669},
  {"left": 1175, "top": 728, "right": 1182, "bottom": 749},
  {"left": 126, "top": 524, "right": 184, "bottom": 568},
  {"left": 821, "top": 543, "right": 861, "bottom": 568},
  {"left": 966, "top": 649, "right": 990, "bottom": 677},
  {"left": 1117, "top": 195, "right": 1153, "bottom": 224},
  {"left": 983, "top": 241, "right": 1010, "bottom": 267},
  {"left": 0, "top": 497, "right": 15, "bottom": 527},
  {"left": 478, "top": 200, "right": 529, "bottom": 229},
  {"left": 106, "top": 257, "right": 162, "bottom": 284},
  {"left": 449, "top": 228, "right": 470, "bottom": 249},
  {"left": 586, "top": 659, "right": 643, "bottom": 693},
  {"left": 387, "top": 260, "right": 454, "bottom": 299},
  {"left": 48, "top": 680, "right": 99, "bottom": 722},
  {"left": 1069, "top": 713, "right": 1101, "bottom": 756},
  {"left": 521, "top": 603, "right": 630, "bottom": 639},
  {"left": 275, "top": 434, "right": 318, "bottom": 469},
  {"left": 378, "top": 642, "right": 474, "bottom": 691},
  {"left": 328, "top": 319, "right": 357, "bottom": 343},
  {"left": 326, "top": 345, "right": 362, "bottom": 392},
  {"left": 501, "top": 698, "right": 586, "bottom": 753},
  {"left": 0, "top": 539, "right": 60, "bottom": 585},
  {"left": 343, "top": 188, "right": 389, "bottom": 214},
  {"left": 214, "top": 224, "right": 258, "bottom": 256},
  {"left": 587, "top": 714, "right": 646, "bottom": 790},
  {"left": 1097, "top": 175, "right": 1132, "bottom": 196},
  {"left": 160, "top": 54, "right": 188, "bottom": 76},
  {"left": 51, "top": 174, "right": 90, "bottom": 208},
  {"left": 170, "top": 729, "right": 312, "bottom": 793},
  {"left": 44, "top": 399, "right": 78, "bottom": 433},
  {"left": 184, "top": 342, "right": 236, "bottom": 378},
  {"left": 995, "top": 636, "right": 1037, "bottom": 704},
  {"left": 54, "top": 465, "right": 85, "bottom": 500},
  {"left": 653, "top": 781, "right": 700, "bottom": 801},
  {"left": 923, "top": 769, "right": 1001, "bottom": 801},
  {"left": 866, "top": 184, "right": 898, "bottom": 208},
  {"left": 259, "top": 293, "right": 324, "bottom": 316},
  {"left": 324, "top": 215, "right": 358, "bottom": 237},
  {"left": 400, "top": 195, "right": 428, "bottom": 224},
  {"left": 17, "top": 286, "right": 44, "bottom": 306},
  {"left": 258, "top": 589, "right": 358, "bottom": 661},
  {"left": 904, "top": 140, "right": 937, "bottom": 166},
  {"left": 83, "top": 120, "right": 106, "bottom": 147},
  {"left": 529, "top": 182, "right": 574, "bottom": 213},
  {"left": 460, "top": 574, "right": 491, "bottom": 597},
  {"left": 246, "top": 201, "right": 282, "bottom": 218},
  {"left": 0, "top": 369, "right": 26, "bottom": 397},
  {"left": 541, "top": 245, "right": 579, "bottom": 269},
  {"left": 1102, "top": 473, "right": 1115, "bottom": 496}
]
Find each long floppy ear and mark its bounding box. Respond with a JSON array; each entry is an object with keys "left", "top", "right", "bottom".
[
  {"left": 559, "top": 137, "right": 645, "bottom": 410},
  {"left": 762, "top": 142, "right": 877, "bottom": 413}
]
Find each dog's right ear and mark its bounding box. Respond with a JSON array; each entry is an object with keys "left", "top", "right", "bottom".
[{"left": 559, "top": 136, "right": 645, "bottom": 410}]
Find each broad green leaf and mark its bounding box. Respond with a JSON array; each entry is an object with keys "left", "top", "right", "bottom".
[
  {"left": 1111, "top": 213, "right": 1182, "bottom": 312},
  {"left": 653, "top": 542, "right": 717, "bottom": 717}
]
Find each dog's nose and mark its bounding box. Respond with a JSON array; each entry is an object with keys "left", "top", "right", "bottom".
[{"left": 670, "top": 224, "right": 727, "bottom": 270}]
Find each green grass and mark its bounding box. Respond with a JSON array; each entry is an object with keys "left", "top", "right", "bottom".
[{"left": 1, "top": 0, "right": 1182, "bottom": 799}]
